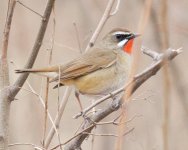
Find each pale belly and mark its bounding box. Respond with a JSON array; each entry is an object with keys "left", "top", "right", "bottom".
[{"left": 73, "top": 65, "right": 129, "bottom": 95}]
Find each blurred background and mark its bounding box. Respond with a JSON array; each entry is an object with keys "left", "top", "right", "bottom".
[{"left": 0, "top": 0, "right": 188, "bottom": 149}]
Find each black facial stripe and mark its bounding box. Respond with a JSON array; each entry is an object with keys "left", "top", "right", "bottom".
[
  {"left": 116, "top": 34, "right": 125, "bottom": 41},
  {"left": 115, "top": 33, "right": 132, "bottom": 42}
]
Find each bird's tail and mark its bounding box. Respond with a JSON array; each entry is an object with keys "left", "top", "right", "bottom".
[
  {"left": 15, "top": 68, "right": 46, "bottom": 73},
  {"left": 15, "top": 67, "right": 58, "bottom": 78}
]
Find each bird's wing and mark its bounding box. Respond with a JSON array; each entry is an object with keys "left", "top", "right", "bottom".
[{"left": 50, "top": 49, "right": 117, "bottom": 82}]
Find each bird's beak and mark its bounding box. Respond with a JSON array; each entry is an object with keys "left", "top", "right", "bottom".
[
  {"left": 127, "top": 33, "right": 141, "bottom": 40},
  {"left": 133, "top": 33, "right": 141, "bottom": 38}
]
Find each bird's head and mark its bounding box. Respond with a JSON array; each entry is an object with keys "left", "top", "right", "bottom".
[{"left": 102, "top": 28, "right": 140, "bottom": 54}]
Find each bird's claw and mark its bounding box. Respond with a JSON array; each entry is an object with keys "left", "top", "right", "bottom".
[{"left": 73, "top": 111, "right": 87, "bottom": 119}]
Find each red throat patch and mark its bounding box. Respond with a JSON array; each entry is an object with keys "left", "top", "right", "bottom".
[{"left": 123, "top": 39, "right": 134, "bottom": 54}]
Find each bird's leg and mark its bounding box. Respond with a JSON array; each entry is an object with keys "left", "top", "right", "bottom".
[
  {"left": 75, "top": 91, "right": 83, "bottom": 112},
  {"left": 110, "top": 93, "right": 122, "bottom": 110}
]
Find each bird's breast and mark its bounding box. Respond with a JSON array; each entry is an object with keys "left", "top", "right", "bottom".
[{"left": 73, "top": 54, "right": 131, "bottom": 96}]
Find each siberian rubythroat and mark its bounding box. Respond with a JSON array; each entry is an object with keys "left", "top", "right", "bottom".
[{"left": 16, "top": 28, "right": 140, "bottom": 108}]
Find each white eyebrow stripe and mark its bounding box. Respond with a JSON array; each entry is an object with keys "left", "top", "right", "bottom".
[
  {"left": 113, "top": 31, "right": 129, "bottom": 35},
  {"left": 117, "top": 39, "right": 128, "bottom": 47}
]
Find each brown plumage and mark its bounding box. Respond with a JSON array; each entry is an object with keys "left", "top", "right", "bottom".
[{"left": 16, "top": 28, "right": 139, "bottom": 98}]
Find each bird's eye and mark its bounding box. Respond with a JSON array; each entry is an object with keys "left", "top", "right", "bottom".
[{"left": 115, "top": 34, "right": 125, "bottom": 41}]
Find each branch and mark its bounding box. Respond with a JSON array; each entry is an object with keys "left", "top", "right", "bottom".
[
  {"left": 0, "top": 0, "right": 16, "bottom": 149},
  {"left": 63, "top": 47, "right": 181, "bottom": 150},
  {"left": 82, "top": 127, "right": 134, "bottom": 138},
  {"left": 1, "top": 0, "right": 16, "bottom": 59},
  {"left": 109, "top": 0, "right": 120, "bottom": 16},
  {"left": 85, "top": 0, "right": 119, "bottom": 52},
  {"left": 10, "top": 0, "right": 56, "bottom": 98},
  {"left": 16, "top": 0, "right": 43, "bottom": 18},
  {"left": 9, "top": 143, "right": 44, "bottom": 150},
  {"left": 44, "top": 87, "right": 72, "bottom": 148}
]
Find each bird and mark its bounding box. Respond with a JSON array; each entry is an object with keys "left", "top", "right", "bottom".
[{"left": 15, "top": 28, "right": 140, "bottom": 110}]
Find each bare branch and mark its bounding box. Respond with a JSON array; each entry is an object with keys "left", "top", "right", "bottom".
[
  {"left": 159, "top": 1, "right": 170, "bottom": 150},
  {"left": 141, "top": 46, "right": 162, "bottom": 61},
  {"left": 16, "top": 0, "right": 43, "bottom": 18},
  {"left": 0, "top": 0, "right": 16, "bottom": 149},
  {"left": 1, "top": 0, "right": 16, "bottom": 59},
  {"left": 109, "top": 0, "right": 121, "bottom": 16},
  {"left": 8, "top": 143, "right": 45, "bottom": 150},
  {"left": 95, "top": 115, "right": 142, "bottom": 126},
  {"left": 63, "top": 48, "right": 181, "bottom": 150},
  {"left": 82, "top": 127, "right": 134, "bottom": 138},
  {"left": 116, "top": 0, "right": 153, "bottom": 146},
  {"left": 25, "top": 81, "right": 60, "bottom": 143},
  {"left": 73, "top": 22, "right": 82, "bottom": 53},
  {"left": 85, "top": 0, "right": 117, "bottom": 52},
  {"left": 44, "top": 87, "right": 72, "bottom": 148},
  {"left": 43, "top": 5, "right": 57, "bottom": 147},
  {"left": 10, "top": 0, "right": 56, "bottom": 98}
]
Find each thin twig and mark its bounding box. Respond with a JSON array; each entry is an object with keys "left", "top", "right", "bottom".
[
  {"left": 8, "top": 143, "right": 45, "bottom": 150},
  {"left": 109, "top": 0, "right": 121, "bottom": 16},
  {"left": 44, "top": 87, "right": 72, "bottom": 148},
  {"left": 51, "top": 124, "right": 97, "bottom": 150},
  {"left": 16, "top": 0, "right": 43, "bottom": 18},
  {"left": 83, "top": 127, "right": 134, "bottom": 138},
  {"left": 43, "top": 78, "right": 49, "bottom": 145},
  {"left": 25, "top": 82, "right": 60, "bottom": 142},
  {"left": 51, "top": 127, "right": 134, "bottom": 150},
  {"left": 141, "top": 46, "right": 162, "bottom": 61},
  {"left": 95, "top": 115, "right": 142, "bottom": 126},
  {"left": 43, "top": 5, "right": 58, "bottom": 148},
  {"left": 83, "top": 132, "right": 118, "bottom": 137},
  {"left": 85, "top": 0, "right": 118, "bottom": 52},
  {"left": 53, "top": 41, "right": 78, "bottom": 52},
  {"left": 73, "top": 22, "right": 82, "bottom": 53},
  {"left": 159, "top": 1, "right": 170, "bottom": 150}
]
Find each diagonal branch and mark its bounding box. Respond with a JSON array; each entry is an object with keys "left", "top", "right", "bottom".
[
  {"left": 85, "top": 0, "right": 119, "bottom": 52},
  {"left": 62, "top": 48, "right": 181, "bottom": 150},
  {"left": 10, "top": 0, "right": 56, "bottom": 98}
]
